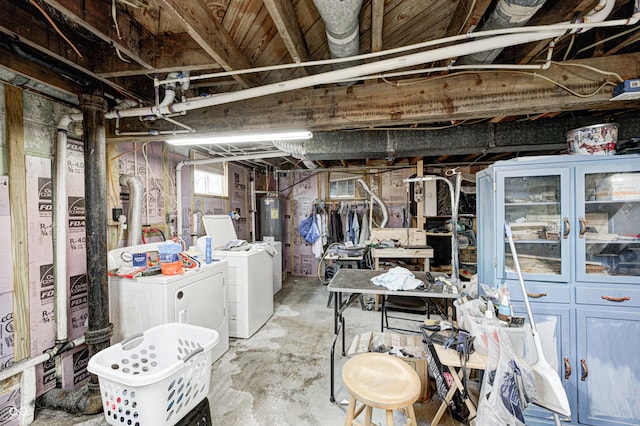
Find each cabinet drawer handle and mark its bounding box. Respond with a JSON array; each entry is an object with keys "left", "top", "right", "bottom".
[
  {"left": 601, "top": 295, "right": 631, "bottom": 302},
  {"left": 564, "top": 357, "right": 572, "bottom": 379},
  {"left": 580, "top": 359, "right": 588, "bottom": 381},
  {"left": 563, "top": 217, "right": 570, "bottom": 239},
  {"left": 528, "top": 292, "right": 547, "bottom": 298},
  {"left": 578, "top": 217, "right": 587, "bottom": 238}
]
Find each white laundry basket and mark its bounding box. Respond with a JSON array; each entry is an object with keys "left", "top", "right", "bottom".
[{"left": 87, "top": 323, "right": 219, "bottom": 426}]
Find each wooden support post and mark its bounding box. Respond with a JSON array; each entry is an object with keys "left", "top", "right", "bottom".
[
  {"left": 6, "top": 85, "right": 29, "bottom": 361},
  {"left": 106, "top": 141, "right": 120, "bottom": 250}
]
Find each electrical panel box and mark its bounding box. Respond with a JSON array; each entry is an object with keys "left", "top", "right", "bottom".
[{"left": 610, "top": 78, "right": 640, "bottom": 101}]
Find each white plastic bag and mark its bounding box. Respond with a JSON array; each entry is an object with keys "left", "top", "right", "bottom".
[{"left": 476, "top": 318, "right": 536, "bottom": 426}]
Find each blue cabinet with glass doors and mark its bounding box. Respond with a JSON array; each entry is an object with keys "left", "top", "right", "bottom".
[{"left": 477, "top": 154, "right": 640, "bottom": 426}]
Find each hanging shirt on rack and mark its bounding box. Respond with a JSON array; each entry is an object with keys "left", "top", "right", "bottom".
[
  {"left": 352, "top": 209, "right": 360, "bottom": 245},
  {"left": 312, "top": 212, "right": 325, "bottom": 259},
  {"left": 330, "top": 209, "right": 343, "bottom": 243},
  {"left": 359, "top": 209, "right": 370, "bottom": 245}
]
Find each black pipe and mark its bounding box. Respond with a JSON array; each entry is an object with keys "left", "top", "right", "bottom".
[
  {"left": 7, "top": 39, "right": 91, "bottom": 87},
  {"left": 80, "top": 88, "right": 113, "bottom": 412}
]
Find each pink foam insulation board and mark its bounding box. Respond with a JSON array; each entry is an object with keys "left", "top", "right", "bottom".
[
  {"left": 0, "top": 379, "right": 21, "bottom": 426},
  {"left": 0, "top": 292, "right": 14, "bottom": 370},
  {"left": 59, "top": 344, "right": 89, "bottom": 390},
  {"left": 25, "top": 156, "right": 56, "bottom": 396},
  {"left": 25, "top": 156, "right": 56, "bottom": 359},
  {"left": 0, "top": 177, "right": 13, "bottom": 295}
]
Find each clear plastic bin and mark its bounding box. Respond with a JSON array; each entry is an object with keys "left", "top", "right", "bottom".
[{"left": 87, "top": 323, "right": 219, "bottom": 426}]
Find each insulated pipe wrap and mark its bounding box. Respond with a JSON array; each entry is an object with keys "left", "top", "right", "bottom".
[
  {"left": 457, "top": 0, "right": 548, "bottom": 65},
  {"left": 313, "top": 0, "right": 363, "bottom": 58},
  {"left": 313, "top": 0, "right": 363, "bottom": 78}
]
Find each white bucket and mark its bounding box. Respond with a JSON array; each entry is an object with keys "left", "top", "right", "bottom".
[{"left": 566, "top": 123, "right": 618, "bottom": 155}]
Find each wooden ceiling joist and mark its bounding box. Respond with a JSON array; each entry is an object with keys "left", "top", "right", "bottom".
[
  {"left": 155, "top": 0, "right": 259, "bottom": 88},
  {"left": 40, "top": 0, "right": 156, "bottom": 69},
  {"left": 263, "top": 0, "right": 311, "bottom": 76}
]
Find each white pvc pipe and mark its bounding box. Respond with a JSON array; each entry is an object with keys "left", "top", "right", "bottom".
[
  {"left": 156, "top": 4, "right": 627, "bottom": 87},
  {"left": 55, "top": 111, "right": 83, "bottom": 343},
  {"left": 105, "top": 2, "right": 626, "bottom": 122},
  {"left": 175, "top": 151, "right": 286, "bottom": 241},
  {"left": 0, "top": 335, "right": 85, "bottom": 383}
]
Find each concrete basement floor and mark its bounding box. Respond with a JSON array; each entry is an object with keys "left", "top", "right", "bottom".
[{"left": 31, "top": 275, "right": 471, "bottom": 426}]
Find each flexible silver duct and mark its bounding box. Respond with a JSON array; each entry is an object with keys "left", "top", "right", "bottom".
[
  {"left": 457, "top": 0, "right": 549, "bottom": 65},
  {"left": 357, "top": 178, "right": 388, "bottom": 228},
  {"left": 271, "top": 140, "right": 317, "bottom": 169},
  {"left": 313, "top": 0, "right": 363, "bottom": 72},
  {"left": 119, "top": 174, "right": 144, "bottom": 246}
]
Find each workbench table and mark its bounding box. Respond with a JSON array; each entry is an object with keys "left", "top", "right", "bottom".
[
  {"left": 371, "top": 247, "right": 434, "bottom": 272},
  {"left": 327, "top": 268, "right": 459, "bottom": 403}
]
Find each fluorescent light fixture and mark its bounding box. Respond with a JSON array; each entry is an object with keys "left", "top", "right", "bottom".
[{"left": 167, "top": 130, "right": 312, "bottom": 145}]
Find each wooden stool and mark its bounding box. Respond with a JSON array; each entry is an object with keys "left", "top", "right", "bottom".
[{"left": 342, "top": 353, "right": 421, "bottom": 426}]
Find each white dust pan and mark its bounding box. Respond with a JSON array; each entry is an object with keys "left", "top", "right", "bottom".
[{"left": 505, "top": 222, "right": 571, "bottom": 421}]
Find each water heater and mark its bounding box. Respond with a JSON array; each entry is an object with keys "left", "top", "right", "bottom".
[{"left": 260, "top": 197, "right": 283, "bottom": 241}]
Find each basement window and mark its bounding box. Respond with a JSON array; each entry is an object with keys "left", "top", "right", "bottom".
[
  {"left": 194, "top": 159, "right": 227, "bottom": 197},
  {"left": 329, "top": 172, "right": 364, "bottom": 199}
]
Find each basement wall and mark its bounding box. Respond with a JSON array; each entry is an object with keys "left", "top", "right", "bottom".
[{"left": 280, "top": 167, "right": 419, "bottom": 277}]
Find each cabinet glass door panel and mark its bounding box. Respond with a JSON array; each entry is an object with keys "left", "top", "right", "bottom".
[
  {"left": 497, "top": 169, "right": 571, "bottom": 282},
  {"left": 576, "top": 166, "right": 640, "bottom": 283}
]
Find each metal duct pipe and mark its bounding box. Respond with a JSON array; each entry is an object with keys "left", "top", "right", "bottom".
[
  {"left": 104, "top": 0, "right": 626, "bottom": 121},
  {"left": 312, "top": 0, "right": 363, "bottom": 70},
  {"left": 119, "top": 174, "right": 144, "bottom": 246},
  {"left": 457, "top": 0, "right": 548, "bottom": 65},
  {"left": 80, "top": 91, "right": 113, "bottom": 413},
  {"left": 271, "top": 140, "right": 317, "bottom": 169}
]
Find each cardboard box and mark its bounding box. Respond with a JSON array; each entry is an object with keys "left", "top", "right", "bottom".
[
  {"left": 347, "top": 331, "right": 431, "bottom": 401},
  {"left": 459, "top": 247, "right": 477, "bottom": 263}
]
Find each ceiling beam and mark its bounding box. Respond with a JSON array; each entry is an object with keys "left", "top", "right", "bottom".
[
  {"left": 155, "top": 0, "right": 258, "bottom": 88},
  {"left": 604, "top": 28, "right": 640, "bottom": 56},
  {"left": 515, "top": 0, "right": 599, "bottom": 65},
  {"left": 370, "top": 0, "right": 384, "bottom": 53},
  {"left": 263, "top": 0, "right": 311, "bottom": 76},
  {"left": 97, "top": 34, "right": 224, "bottom": 78},
  {"left": 0, "top": 2, "right": 147, "bottom": 101},
  {"left": 40, "top": 0, "right": 156, "bottom": 69},
  {"left": 0, "top": 43, "right": 82, "bottom": 96},
  {"left": 0, "top": 0, "right": 93, "bottom": 68},
  {"left": 445, "top": 0, "right": 492, "bottom": 36},
  {"left": 114, "top": 52, "right": 640, "bottom": 134}
]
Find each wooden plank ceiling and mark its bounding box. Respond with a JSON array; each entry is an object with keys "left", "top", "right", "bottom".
[{"left": 1, "top": 0, "right": 639, "bottom": 170}]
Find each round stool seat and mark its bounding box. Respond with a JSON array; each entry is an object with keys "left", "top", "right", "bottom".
[{"left": 342, "top": 352, "right": 421, "bottom": 413}]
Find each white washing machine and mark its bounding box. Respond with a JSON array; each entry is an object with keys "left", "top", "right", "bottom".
[
  {"left": 107, "top": 242, "right": 229, "bottom": 363},
  {"left": 202, "top": 215, "right": 274, "bottom": 339},
  {"left": 254, "top": 240, "right": 283, "bottom": 295}
]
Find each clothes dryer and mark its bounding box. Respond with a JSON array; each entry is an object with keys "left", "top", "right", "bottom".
[
  {"left": 107, "top": 242, "right": 229, "bottom": 363},
  {"left": 202, "top": 215, "right": 274, "bottom": 338}
]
